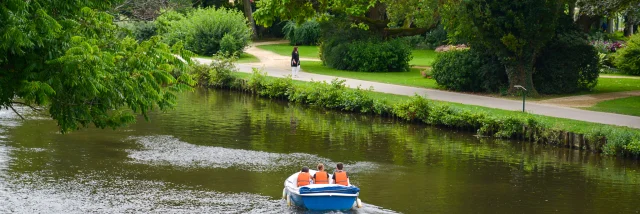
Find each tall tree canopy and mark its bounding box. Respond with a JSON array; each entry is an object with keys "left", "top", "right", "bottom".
[
  {"left": 0, "top": 0, "right": 194, "bottom": 132},
  {"left": 447, "top": 0, "right": 564, "bottom": 95},
  {"left": 253, "top": 0, "right": 441, "bottom": 37}
]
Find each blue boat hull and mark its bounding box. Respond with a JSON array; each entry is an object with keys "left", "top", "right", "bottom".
[{"left": 289, "top": 191, "right": 356, "bottom": 211}]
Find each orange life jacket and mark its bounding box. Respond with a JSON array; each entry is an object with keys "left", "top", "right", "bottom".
[
  {"left": 314, "top": 171, "right": 329, "bottom": 184},
  {"left": 334, "top": 171, "right": 348, "bottom": 186},
  {"left": 297, "top": 172, "right": 311, "bottom": 187}
]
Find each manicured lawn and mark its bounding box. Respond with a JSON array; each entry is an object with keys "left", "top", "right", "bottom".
[
  {"left": 302, "top": 61, "right": 440, "bottom": 89},
  {"left": 591, "top": 78, "right": 640, "bottom": 94},
  {"left": 586, "top": 96, "right": 640, "bottom": 117},
  {"left": 256, "top": 44, "right": 438, "bottom": 66},
  {"left": 256, "top": 44, "right": 320, "bottom": 58},
  {"left": 410, "top": 49, "right": 438, "bottom": 67},
  {"left": 232, "top": 71, "right": 639, "bottom": 134},
  {"left": 196, "top": 53, "right": 260, "bottom": 63}
]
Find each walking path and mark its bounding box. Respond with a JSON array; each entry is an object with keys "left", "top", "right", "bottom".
[
  {"left": 192, "top": 42, "right": 640, "bottom": 129},
  {"left": 538, "top": 91, "right": 640, "bottom": 107}
]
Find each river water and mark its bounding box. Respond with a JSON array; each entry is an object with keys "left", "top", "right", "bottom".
[{"left": 1, "top": 89, "right": 639, "bottom": 213}]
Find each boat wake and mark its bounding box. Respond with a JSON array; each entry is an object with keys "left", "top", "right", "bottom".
[{"left": 127, "top": 135, "right": 378, "bottom": 173}]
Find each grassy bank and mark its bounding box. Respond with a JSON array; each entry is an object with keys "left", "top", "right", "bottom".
[
  {"left": 303, "top": 61, "right": 439, "bottom": 89},
  {"left": 192, "top": 60, "right": 640, "bottom": 157},
  {"left": 586, "top": 96, "right": 640, "bottom": 117}
]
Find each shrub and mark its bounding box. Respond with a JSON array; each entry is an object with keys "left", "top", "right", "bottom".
[
  {"left": 319, "top": 17, "right": 410, "bottom": 72},
  {"left": 322, "top": 38, "right": 412, "bottom": 72},
  {"left": 423, "top": 24, "right": 448, "bottom": 49},
  {"left": 158, "top": 8, "right": 251, "bottom": 56},
  {"left": 534, "top": 18, "right": 599, "bottom": 94},
  {"left": 283, "top": 20, "right": 321, "bottom": 45},
  {"left": 189, "top": 55, "right": 238, "bottom": 88},
  {"left": 117, "top": 21, "right": 157, "bottom": 42},
  {"left": 431, "top": 49, "right": 507, "bottom": 92},
  {"left": 219, "top": 33, "right": 239, "bottom": 56},
  {"left": 614, "top": 33, "right": 640, "bottom": 76}
]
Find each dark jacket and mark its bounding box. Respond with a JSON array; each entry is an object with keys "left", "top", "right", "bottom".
[{"left": 291, "top": 51, "right": 300, "bottom": 67}]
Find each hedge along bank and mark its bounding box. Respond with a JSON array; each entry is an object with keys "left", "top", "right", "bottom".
[{"left": 188, "top": 59, "right": 640, "bottom": 157}]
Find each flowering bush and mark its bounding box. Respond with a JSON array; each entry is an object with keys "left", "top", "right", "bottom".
[{"left": 590, "top": 40, "right": 625, "bottom": 54}]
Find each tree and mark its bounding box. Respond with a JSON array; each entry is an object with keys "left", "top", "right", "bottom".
[
  {"left": 112, "top": 0, "right": 193, "bottom": 21},
  {"left": 0, "top": 0, "right": 194, "bottom": 133},
  {"left": 242, "top": 0, "right": 258, "bottom": 39},
  {"left": 252, "top": 0, "right": 442, "bottom": 38},
  {"left": 451, "top": 0, "right": 564, "bottom": 95}
]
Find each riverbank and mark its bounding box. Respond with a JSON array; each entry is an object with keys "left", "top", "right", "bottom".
[{"left": 189, "top": 60, "right": 640, "bottom": 157}]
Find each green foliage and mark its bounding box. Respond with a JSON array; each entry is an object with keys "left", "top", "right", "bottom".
[
  {"left": 614, "top": 33, "right": 640, "bottom": 75},
  {"left": 283, "top": 20, "right": 321, "bottom": 45},
  {"left": 450, "top": 0, "right": 564, "bottom": 95},
  {"left": 534, "top": 17, "right": 600, "bottom": 94},
  {"left": 0, "top": 1, "right": 195, "bottom": 133},
  {"left": 431, "top": 49, "right": 507, "bottom": 92},
  {"left": 116, "top": 21, "right": 157, "bottom": 42},
  {"left": 322, "top": 38, "right": 412, "bottom": 72},
  {"left": 158, "top": 7, "right": 252, "bottom": 56},
  {"left": 190, "top": 55, "right": 237, "bottom": 88},
  {"left": 424, "top": 24, "right": 448, "bottom": 49},
  {"left": 219, "top": 33, "right": 240, "bottom": 56}
]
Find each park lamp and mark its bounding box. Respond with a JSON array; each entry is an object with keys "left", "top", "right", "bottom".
[{"left": 514, "top": 85, "right": 526, "bottom": 112}]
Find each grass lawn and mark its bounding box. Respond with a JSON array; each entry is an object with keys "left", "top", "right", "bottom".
[
  {"left": 586, "top": 96, "right": 640, "bottom": 117},
  {"left": 196, "top": 53, "right": 260, "bottom": 63},
  {"left": 410, "top": 49, "right": 438, "bottom": 67},
  {"left": 256, "top": 44, "right": 438, "bottom": 66},
  {"left": 303, "top": 61, "right": 440, "bottom": 89},
  {"left": 591, "top": 78, "right": 640, "bottom": 94},
  {"left": 232, "top": 71, "right": 639, "bottom": 134}
]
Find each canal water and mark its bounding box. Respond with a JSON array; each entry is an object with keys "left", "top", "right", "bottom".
[{"left": 1, "top": 89, "right": 639, "bottom": 213}]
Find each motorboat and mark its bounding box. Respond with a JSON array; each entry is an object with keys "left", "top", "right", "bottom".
[{"left": 283, "top": 170, "right": 362, "bottom": 211}]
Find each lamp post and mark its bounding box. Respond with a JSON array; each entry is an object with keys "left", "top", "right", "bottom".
[{"left": 514, "top": 85, "right": 527, "bottom": 112}]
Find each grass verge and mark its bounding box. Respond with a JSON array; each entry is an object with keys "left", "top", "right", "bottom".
[
  {"left": 303, "top": 61, "right": 439, "bottom": 89},
  {"left": 585, "top": 96, "right": 640, "bottom": 117}
]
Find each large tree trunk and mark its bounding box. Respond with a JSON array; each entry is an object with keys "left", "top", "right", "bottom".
[
  {"left": 576, "top": 14, "right": 601, "bottom": 33},
  {"left": 505, "top": 61, "right": 538, "bottom": 96},
  {"left": 243, "top": 0, "right": 258, "bottom": 39},
  {"left": 625, "top": 16, "right": 633, "bottom": 37},
  {"left": 608, "top": 18, "right": 615, "bottom": 33}
]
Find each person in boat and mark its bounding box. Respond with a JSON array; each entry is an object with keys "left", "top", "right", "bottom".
[
  {"left": 313, "top": 163, "right": 330, "bottom": 184},
  {"left": 297, "top": 166, "right": 312, "bottom": 187},
  {"left": 332, "top": 162, "right": 350, "bottom": 186}
]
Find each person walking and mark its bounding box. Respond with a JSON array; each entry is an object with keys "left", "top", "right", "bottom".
[{"left": 291, "top": 46, "right": 300, "bottom": 78}]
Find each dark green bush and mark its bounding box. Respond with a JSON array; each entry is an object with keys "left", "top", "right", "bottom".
[
  {"left": 431, "top": 49, "right": 507, "bottom": 92},
  {"left": 345, "top": 39, "right": 412, "bottom": 72},
  {"left": 424, "top": 24, "right": 448, "bottom": 49},
  {"left": 534, "top": 17, "right": 600, "bottom": 94},
  {"left": 614, "top": 33, "right": 640, "bottom": 76},
  {"left": 219, "top": 34, "right": 239, "bottom": 56},
  {"left": 117, "top": 21, "right": 157, "bottom": 42},
  {"left": 319, "top": 17, "right": 410, "bottom": 72},
  {"left": 159, "top": 8, "right": 251, "bottom": 56},
  {"left": 283, "top": 20, "right": 321, "bottom": 45}
]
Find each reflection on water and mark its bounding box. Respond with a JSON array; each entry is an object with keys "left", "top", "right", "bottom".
[{"left": 0, "top": 88, "right": 639, "bottom": 213}]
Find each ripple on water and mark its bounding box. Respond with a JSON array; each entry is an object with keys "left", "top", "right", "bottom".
[
  {"left": 127, "top": 135, "right": 379, "bottom": 173},
  {"left": 0, "top": 173, "right": 397, "bottom": 214}
]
